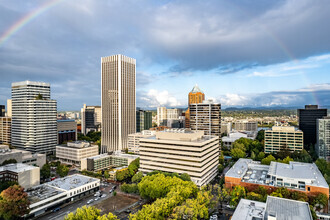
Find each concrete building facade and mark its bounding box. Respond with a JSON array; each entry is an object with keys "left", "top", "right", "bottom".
[
  {"left": 101, "top": 54, "right": 136, "bottom": 152},
  {"left": 264, "top": 126, "right": 303, "bottom": 154},
  {"left": 0, "top": 163, "right": 40, "bottom": 189},
  {"left": 233, "top": 120, "right": 258, "bottom": 132},
  {"left": 128, "top": 130, "right": 156, "bottom": 154},
  {"left": 189, "top": 100, "right": 221, "bottom": 137},
  {"left": 139, "top": 129, "right": 219, "bottom": 187},
  {"left": 0, "top": 117, "right": 11, "bottom": 145},
  {"left": 11, "top": 81, "right": 57, "bottom": 155},
  {"left": 56, "top": 141, "right": 98, "bottom": 169},
  {"left": 185, "top": 84, "right": 205, "bottom": 128}
]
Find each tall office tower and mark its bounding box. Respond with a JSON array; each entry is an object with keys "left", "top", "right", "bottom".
[
  {"left": 185, "top": 85, "right": 205, "bottom": 128},
  {"left": 316, "top": 117, "right": 330, "bottom": 161},
  {"left": 11, "top": 81, "right": 57, "bottom": 154},
  {"left": 6, "top": 99, "right": 12, "bottom": 117},
  {"left": 298, "top": 105, "right": 327, "bottom": 146},
  {"left": 0, "top": 117, "right": 11, "bottom": 145},
  {"left": 101, "top": 54, "right": 136, "bottom": 152},
  {"left": 81, "top": 104, "right": 101, "bottom": 135},
  {"left": 190, "top": 100, "right": 221, "bottom": 137},
  {"left": 0, "top": 105, "right": 4, "bottom": 117},
  {"left": 136, "top": 109, "right": 152, "bottom": 132},
  {"left": 157, "top": 107, "right": 167, "bottom": 126}
]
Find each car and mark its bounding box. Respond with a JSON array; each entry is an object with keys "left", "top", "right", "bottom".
[
  {"left": 101, "top": 194, "right": 106, "bottom": 198},
  {"left": 52, "top": 207, "right": 61, "bottom": 212},
  {"left": 94, "top": 193, "right": 100, "bottom": 197},
  {"left": 87, "top": 199, "right": 93, "bottom": 204},
  {"left": 113, "top": 185, "right": 117, "bottom": 189},
  {"left": 209, "top": 214, "right": 218, "bottom": 220},
  {"left": 94, "top": 197, "right": 99, "bottom": 201},
  {"left": 109, "top": 189, "right": 113, "bottom": 193},
  {"left": 125, "top": 209, "right": 131, "bottom": 214}
]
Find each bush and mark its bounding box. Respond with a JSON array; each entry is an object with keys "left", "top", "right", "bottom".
[
  {"left": 132, "top": 172, "right": 143, "bottom": 183},
  {"left": 120, "top": 183, "right": 139, "bottom": 194}
]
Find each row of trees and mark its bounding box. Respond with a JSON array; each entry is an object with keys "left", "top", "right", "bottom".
[
  {"left": 40, "top": 162, "right": 69, "bottom": 179},
  {"left": 115, "top": 158, "right": 140, "bottom": 182},
  {"left": 64, "top": 206, "right": 118, "bottom": 220}
]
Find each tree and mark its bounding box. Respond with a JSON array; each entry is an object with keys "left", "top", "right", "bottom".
[
  {"left": 246, "top": 192, "right": 263, "bottom": 202},
  {"left": 256, "top": 152, "right": 265, "bottom": 161},
  {"left": 256, "top": 130, "right": 264, "bottom": 142},
  {"left": 116, "top": 168, "right": 130, "bottom": 182},
  {"left": 230, "top": 185, "right": 246, "bottom": 207},
  {"left": 179, "top": 173, "right": 191, "bottom": 182},
  {"left": 290, "top": 191, "right": 308, "bottom": 202},
  {"left": 230, "top": 148, "right": 246, "bottom": 160},
  {"left": 261, "top": 155, "right": 276, "bottom": 165},
  {"left": 132, "top": 172, "right": 143, "bottom": 183},
  {"left": 64, "top": 206, "right": 118, "bottom": 220},
  {"left": 41, "top": 163, "right": 51, "bottom": 179},
  {"left": 0, "top": 181, "right": 17, "bottom": 193},
  {"left": 281, "top": 156, "right": 294, "bottom": 164},
  {"left": 56, "top": 164, "right": 69, "bottom": 177},
  {"left": 0, "top": 185, "right": 30, "bottom": 220},
  {"left": 218, "top": 164, "right": 224, "bottom": 174},
  {"left": 311, "top": 193, "right": 328, "bottom": 210},
  {"left": 120, "top": 183, "right": 138, "bottom": 194},
  {"left": 315, "top": 159, "right": 327, "bottom": 175},
  {"left": 128, "top": 158, "right": 140, "bottom": 177},
  {"left": 1, "top": 159, "right": 17, "bottom": 166}
]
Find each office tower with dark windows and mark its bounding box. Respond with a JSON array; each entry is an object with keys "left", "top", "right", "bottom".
[
  {"left": 101, "top": 54, "right": 136, "bottom": 152},
  {"left": 11, "top": 81, "right": 57, "bottom": 154},
  {"left": 136, "top": 109, "right": 152, "bottom": 132},
  {"left": 0, "top": 105, "right": 5, "bottom": 117},
  {"left": 81, "top": 104, "right": 101, "bottom": 135},
  {"left": 298, "top": 105, "right": 327, "bottom": 146},
  {"left": 189, "top": 100, "right": 221, "bottom": 137}
]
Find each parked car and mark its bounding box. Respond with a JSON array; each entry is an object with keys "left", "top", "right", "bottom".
[
  {"left": 87, "top": 199, "right": 93, "bottom": 204},
  {"left": 101, "top": 194, "right": 106, "bottom": 198},
  {"left": 125, "top": 209, "right": 131, "bottom": 214},
  {"left": 94, "top": 197, "right": 99, "bottom": 201},
  {"left": 109, "top": 189, "right": 113, "bottom": 193},
  {"left": 52, "top": 207, "right": 61, "bottom": 212},
  {"left": 94, "top": 192, "right": 100, "bottom": 197}
]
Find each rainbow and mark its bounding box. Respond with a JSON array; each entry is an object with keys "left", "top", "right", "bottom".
[{"left": 0, "top": 0, "right": 64, "bottom": 47}]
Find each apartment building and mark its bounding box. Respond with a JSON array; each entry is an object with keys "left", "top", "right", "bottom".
[
  {"left": 157, "top": 107, "right": 182, "bottom": 127},
  {"left": 139, "top": 129, "right": 219, "bottom": 187},
  {"left": 56, "top": 141, "right": 98, "bottom": 169},
  {"left": 128, "top": 130, "right": 156, "bottom": 154},
  {"left": 233, "top": 120, "right": 258, "bottom": 132},
  {"left": 0, "top": 163, "right": 40, "bottom": 189},
  {"left": 0, "top": 117, "right": 11, "bottom": 145},
  {"left": 232, "top": 196, "right": 312, "bottom": 220},
  {"left": 316, "top": 117, "right": 330, "bottom": 161},
  {"left": 264, "top": 126, "right": 303, "bottom": 153},
  {"left": 225, "top": 158, "right": 329, "bottom": 198},
  {"left": 189, "top": 100, "right": 221, "bottom": 137}
]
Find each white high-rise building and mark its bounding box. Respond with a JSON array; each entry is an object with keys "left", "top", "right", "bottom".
[
  {"left": 101, "top": 55, "right": 136, "bottom": 152},
  {"left": 316, "top": 117, "right": 330, "bottom": 161},
  {"left": 11, "top": 81, "right": 57, "bottom": 154}
]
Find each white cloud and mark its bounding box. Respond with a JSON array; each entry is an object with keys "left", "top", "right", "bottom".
[
  {"left": 218, "top": 93, "right": 250, "bottom": 106},
  {"left": 138, "top": 89, "right": 182, "bottom": 108}
]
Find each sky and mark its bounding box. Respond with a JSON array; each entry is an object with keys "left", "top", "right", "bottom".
[{"left": 0, "top": 0, "right": 330, "bottom": 110}]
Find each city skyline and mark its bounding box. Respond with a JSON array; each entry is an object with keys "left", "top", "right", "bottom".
[{"left": 0, "top": 1, "right": 330, "bottom": 110}]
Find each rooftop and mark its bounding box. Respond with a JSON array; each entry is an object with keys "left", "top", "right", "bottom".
[
  {"left": 190, "top": 84, "right": 203, "bottom": 94},
  {"left": 112, "top": 151, "right": 139, "bottom": 160},
  {"left": 27, "top": 184, "right": 64, "bottom": 204},
  {"left": 232, "top": 196, "right": 312, "bottom": 220},
  {"left": 265, "top": 196, "right": 312, "bottom": 220},
  {"left": 12, "top": 80, "right": 50, "bottom": 87},
  {"left": 57, "top": 141, "right": 95, "bottom": 149},
  {"left": 269, "top": 126, "right": 302, "bottom": 132},
  {"left": 0, "top": 163, "right": 38, "bottom": 173},
  {"left": 88, "top": 153, "right": 110, "bottom": 160},
  {"left": 226, "top": 158, "right": 329, "bottom": 189},
  {"left": 46, "top": 174, "right": 99, "bottom": 191}
]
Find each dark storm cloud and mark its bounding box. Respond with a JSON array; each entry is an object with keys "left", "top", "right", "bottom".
[{"left": 0, "top": 0, "right": 329, "bottom": 109}]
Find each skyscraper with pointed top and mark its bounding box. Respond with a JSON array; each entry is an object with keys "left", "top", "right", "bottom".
[{"left": 185, "top": 84, "right": 205, "bottom": 128}]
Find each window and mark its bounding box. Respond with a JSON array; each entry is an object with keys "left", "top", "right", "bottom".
[{"left": 308, "top": 187, "right": 310, "bottom": 191}]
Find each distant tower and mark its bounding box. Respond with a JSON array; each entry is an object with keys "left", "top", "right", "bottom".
[
  {"left": 11, "top": 81, "right": 57, "bottom": 154},
  {"left": 298, "top": 105, "right": 327, "bottom": 146},
  {"left": 101, "top": 54, "right": 136, "bottom": 152},
  {"left": 185, "top": 84, "right": 205, "bottom": 128}
]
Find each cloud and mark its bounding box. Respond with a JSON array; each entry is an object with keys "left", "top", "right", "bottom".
[
  {"left": 137, "top": 89, "right": 183, "bottom": 108},
  {"left": 219, "top": 83, "right": 330, "bottom": 107}
]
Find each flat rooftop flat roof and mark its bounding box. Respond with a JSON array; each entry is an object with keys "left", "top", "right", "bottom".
[
  {"left": 231, "top": 199, "right": 266, "bottom": 220},
  {"left": 0, "top": 163, "right": 38, "bottom": 173},
  {"left": 47, "top": 174, "right": 99, "bottom": 191},
  {"left": 226, "top": 158, "right": 329, "bottom": 189},
  {"left": 27, "top": 184, "right": 65, "bottom": 204},
  {"left": 88, "top": 153, "right": 110, "bottom": 160},
  {"left": 265, "top": 196, "right": 312, "bottom": 220}
]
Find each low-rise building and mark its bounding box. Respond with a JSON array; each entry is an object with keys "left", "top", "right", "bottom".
[
  {"left": 86, "top": 152, "right": 139, "bottom": 171},
  {"left": 139, "top": 129, "right": 219, "bottom": 187},
  {"left": 264, "top": 126, "right": 303, "bottom": 154},
  {"left": 233, "top": 120, "right": 258, "bottom": 132},
  {"left": 27, "top": 174, "right": 100, "bottom": 217},
  {"left": 56, "top": 141, "right": 98, "bottom": 169},
  {"left": 0, "top": 117, "right": 11, "bottom": 145},
  {"left": 0, "top": 163, "right": 40, "bottom": 189},
  {"left": 232, "top": 196, "right": 312, "bottom": 220},
  {"left": 128, "top": 130, "right": 156, "bottom": 154},
  {"left": 57, "top": 120, "right": 77, "bottom": 144},
  {"left": 222, "top": 132, "right": 255, "bottom": 149},
  {"left": 225, "top": 158, "right": 329, "bottom": 198},
  {"left": 0, "top": 145, "right": 46, "bottom": 167}
]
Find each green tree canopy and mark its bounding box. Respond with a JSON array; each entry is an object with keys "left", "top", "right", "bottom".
[
  {"left": 131, "top": 172, "right": 143, "bottom": 183},
  {"left": 230, "top": 148, "right": 246, "bottom": 160},
  {"left": 64, "top": 206, "right": 118, "bottom": 220},
  {"left": 261, "top": 155, "right": 276, "bottom": 165},
  {"left": 56, "top": 164, "right": 69, "bottom": 177},
  {"left": 230, "top": 185, "right": 246, "bottom": 207},
  {"left": 0, "top": 185, "right": 30, "bottom": 220},
  {"left": 179, "top": 173, "right": 191, "bottom": 182},
  {"left": 41, "top": 163, "right": 51, "bottom": 179}
]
